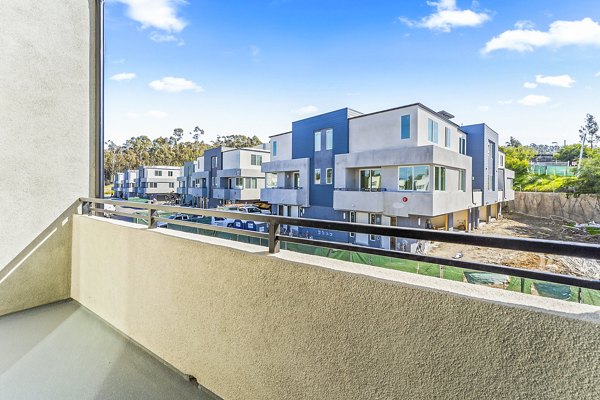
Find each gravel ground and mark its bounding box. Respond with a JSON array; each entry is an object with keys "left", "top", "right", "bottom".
[{"left": 427, "top": 212, "right": 600, "bottom": 279}]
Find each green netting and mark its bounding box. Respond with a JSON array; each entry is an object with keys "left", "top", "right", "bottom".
[
  {"left": 464, "top": 272, "right": 510, "bottom": 286},
  {"left": 529, "top": 165, "right": 577, "bottom": 176},
  {"left": 532, "top": 282, "right": 574, "bottom": 301}
]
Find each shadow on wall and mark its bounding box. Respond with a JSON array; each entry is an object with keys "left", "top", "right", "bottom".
[{"left": 0, "top": 201, "right": 80, "bottom": 317}]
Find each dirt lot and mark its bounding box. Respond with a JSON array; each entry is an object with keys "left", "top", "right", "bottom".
[{"left": 428, "top": 212, "right": 600, "bottom": 279}]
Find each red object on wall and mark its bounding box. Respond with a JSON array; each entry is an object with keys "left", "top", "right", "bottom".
[{"left": 402, "top": 197, "right": 408, "bottom": 203}]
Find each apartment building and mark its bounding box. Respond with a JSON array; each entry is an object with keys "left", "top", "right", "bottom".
[
  {"left": 177, "top": 161, "right": 196, "bottom": 206},
  {"left": 122, "top": 169, "right": 138, "bottom": 199},
  {"left": 112, "top": 172, "right": 124, "bottom": 198},
  {"left": 260, "top": 104, "right": 515, "bottom": 250},
  {"left": 136, "top": 165, "right": 181, "bottom": 200}
]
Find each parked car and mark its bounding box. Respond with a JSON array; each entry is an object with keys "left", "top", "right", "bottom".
[
  {"left": 157, "top": 213, "right": 203, "bottom": 228},
  {"left": 212, "top": 205, "right": 266, "bottom": 228}
]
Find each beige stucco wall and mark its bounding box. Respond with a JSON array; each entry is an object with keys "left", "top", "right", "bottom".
[
  {"left": 0, "top": 1, "right": 98, "bottom": 315},
  {"left": 72, "top": 216, "right": 600, "bottom": 400},
  {"left": 514, "top": 192, "right": 600, "bottom": 223}
]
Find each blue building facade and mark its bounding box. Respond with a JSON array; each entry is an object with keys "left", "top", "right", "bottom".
[
  {"left": 203, "top": 146, "right": 225, "bottom": 209},
  {"left": 461, "top": 123, "right": 500, "bottom": 205}
]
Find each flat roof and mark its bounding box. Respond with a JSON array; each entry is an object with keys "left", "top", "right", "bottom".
[
  {"left": 268, "top": 131, "right": 292, "bottom": 139},
  {"left": 349, "top": 102, "right": 463, "bottom": 129}
]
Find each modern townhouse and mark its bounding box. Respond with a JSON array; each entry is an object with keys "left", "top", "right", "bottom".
[
  {"left": 122, "top": 169, "right": 138, "bottom": 199},
  {"left": 136, "top": 165, "right": 181, "bottom": 200},
  {"left": 177, "top": 161, "right": 196, "bottom": 206},
  {"left": 260, "top": 104, "right": 515, "bottom": 251},
  {"left": 112, "top": 172, "right": 124, "bottom": 198}
]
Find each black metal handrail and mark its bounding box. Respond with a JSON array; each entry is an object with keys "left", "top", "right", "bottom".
[{"left": 80, "top": 197, "right": 600, "bottom": 291}]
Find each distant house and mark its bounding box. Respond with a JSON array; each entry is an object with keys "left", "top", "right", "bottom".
[{"left": 136, "top": 166, "right": 181, "bottom": 200}]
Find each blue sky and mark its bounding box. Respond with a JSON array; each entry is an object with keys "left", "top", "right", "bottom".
[{"left": 104, "top": 0, "right": 600, "bottom": 146}]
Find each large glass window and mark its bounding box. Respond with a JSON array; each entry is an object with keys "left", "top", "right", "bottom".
[
  {"left": 314, "top": 131, "right": 321, "bottom": 152},
  {"left": 266, "top": 173, "right": 277, "bottom": 188},
  {"left": 235, "top": 177, "right": 244, "bottom": 189},
  {"left": 401, "top": 114, "right": 410, "bottom": 139},
  {"left": 325, "top": 129, "right": 333, "bottom": 150},
  {"left": 434, "top": 166, "right": 446, "bottom": 191},
  {"left": 314, "top": 168, "right": 321, "bottom": 184},
  {"left": 245, "top": 177, "right": 258, "bottom": 189},
  {"left": 326, "top": 168, "right": 333, "bottom": 184},
  {"left": 445, "top": 127, "right": 451, "bottom": 147},
  {"left": 154, "top": 170, "right": 162, "bottom": 176},
  {"left": 293, "top": 172, "right": 300, "bottom": 189},
  {"left": 211, "top": 156, "right": 218, "bottom": 168},
  {"left": 428, "top": 119, "right": 438, "bottom": 143},
  {"left": 272, "top": 141, "right": 277, "bottom": 157},
  {"left": 398, "top": 166, "right": 430, "bottom": 191},
  {"left": 359, "top": 169, "right": 381, "bottom": 191}
]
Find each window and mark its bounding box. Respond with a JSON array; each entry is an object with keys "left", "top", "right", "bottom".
[
  {"left": 266, "top": 173, "right": 277, "bottom": 188},
  {"left": 169, "top": 182, "right": 174, "bottom": 188},
  {"left": 398, "top": 166, "right": 430, "bottom": 191},
  {"left": 349, "top": 211, "right": 356, "bottom": 238},
  {"left": 293, "top": 172, "right": 300, "bottom": 189},
  {"left": 251, "top": 154, "right": 263, "bottom": 166},
  {"left": 499, "top": 154, "right": 505, "bottom": 167},
  {"left": 314, "top": 131, "right": 321, "bottom": 152},
  {"left": 235, "top": 177, "right": 244, "bottom": 189},
  {"left": 168, "top": 171, "right": 174, "bottom": 176},
  {"left": 326, "top": 168, "right": 333, "bottom": 184},
  {"left": 149, "top": 182, "right": 158, "bottom": 188},
  {"left": 212, "top": 177, "right": 217, "bottom": 187},
  {"left": 245, "top": 178, "right": 258, "bottom": 189},
  {"left": 359, "top": 169, "right": 381, "bottom": 191},
  {"left": 401, "top": 114, "right": 410, "bottom": 139},
  {"left": 445, "top": 127, "right": 451, "bottom": 147},
  {"left": 211, "top": 156, "right": 218, "bottom": 168},
  {"left": 272, "top": 141, "right": 277, "bottom": 157},
  {"left": 154, "top": 170, "right": 162, "bottom": 176},
  {"left": 314, "top": 168, "right": 321, "bottom": 184},
  {"left": 459, "top": 136, "right": 467, "bottom": 155},
  {"left": 427, "top": 119, "right": 438, "bottom": 143},
  {"left": 369, "top": 213, "right": 380, "bottom": 241},
  {"left": 325, "top": 129, "right": 333, "bottom": 150},
  {"left": 434, "top": 166, "right": 446, "bottom": 191},
  {"left": 458, "top": 169, "right": 466, "bottom": 191}
]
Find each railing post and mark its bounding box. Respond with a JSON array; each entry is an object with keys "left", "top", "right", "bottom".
[
  {"left": 82, "top": 201, "right": 91, "bottom": 215},
  {"left": 148, "top": 207, "right": 157, "bottom": 229},
  {"left": 269, "top": 221, "right": 280, "bottom": 254}
]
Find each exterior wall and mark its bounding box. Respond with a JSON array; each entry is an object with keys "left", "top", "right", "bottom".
[
  {"left": 123, "top": 169, "right": 138, "bottom": 198},
  {"left": 138, "top": 166, "right": 181, "bottom": 197},
  {"left": 0, "top": 0, "right": 97, "bottom": 316},
  {"left": 72, "top": 216, "right": 600, "bottom": 400},
  {"left": 270, "top": 132, "right": 292, "bottom": 161},
  {"left": 348, "top": 104, "right": 463, "bottom": 154},
  {"left": 203, "top": 147, "right": 225, "bottom": 208}
]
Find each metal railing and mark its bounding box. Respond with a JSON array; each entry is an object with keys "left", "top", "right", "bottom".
[{"left": 80, "top": 197, "right": 600, "bottom": 291}]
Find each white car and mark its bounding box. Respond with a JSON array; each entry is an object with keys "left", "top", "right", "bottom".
[{"left": 212, "top": 206, "right": 265, "bottom": 228}]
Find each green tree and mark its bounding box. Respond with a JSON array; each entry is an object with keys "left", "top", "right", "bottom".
[
  {"left": 500, "top": 145, "right": 535, "bottom": 177},
  {"left": 505, "top": 136, "right": 522, "bottom": 147},
  {"left": 213, "top": 134, "right": 262, "bottom": 148},
  {"left": 576, "top": 153, "right": 600, "bottom": 194},
  {"left": 554, "top": 144, "right": 593, "bottom": 163}
]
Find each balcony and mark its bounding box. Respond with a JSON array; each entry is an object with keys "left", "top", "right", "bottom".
[
  {"left": 213, "top": 188, "right": 261, "bottom": 201},
  {"left": 261, "top": 157, "right": 310, "bottom": 174},
  {"left": 260, "top": 187, "right": 309, "bottom": 206},
  {"left": 333, "top": 189, "right": 472, "bottom": 217},
  {"left": 189, "top": 187, "right": 208, "bottom": 197},
  {"left": 216, "top": 168, "right": 264, "bottom": 178}
]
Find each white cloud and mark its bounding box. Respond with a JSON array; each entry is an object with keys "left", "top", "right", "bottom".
[
  {"left": 523, "top": 82, "right": 538, "bottom": 89},
  {"left": 149, "top": 76, "right": 204, "bottom": 93},
  {"left": 112, "top": 0, "right": 187, "bottom": 32},
  {"left": 535, "top": 74, "right": 575, "bottom": 88},
  {"left": 400, "top": 0, "right": 490, "bottom": 32},
  {"left": 518, "top": 94, "right": 550, "bottom": 106},
  {"left": 110, "top": 72, "right": 136, "bottom": 81},
  {"left": 595, "top": 71, "right": 600, "bottom": 77},
  {"left": 514, "top": 20, "right": 535, "bottom": 30},
  {"left": 150, "top": 31, "right": 184, "bottom": 46},
  {"left": 498, "top": 99, "right": 513, "bottom": 105},
  {"left": 477, "top": 105, "right": 490, "bottom": 111},
  {"left": 483, "top": 17, "right": 600, "bottom": 54},
  {"left": 294, "top": 105, "right": 318, "bottom": 116},
  {"left": 250, "top": 45, "right": 261, "bottom": 59},
  {"left": 145, "top": 110, "right": 168, "bottom": 118},
  {"left": 125, "top": 112, "right": 138, "bottom": 118}
]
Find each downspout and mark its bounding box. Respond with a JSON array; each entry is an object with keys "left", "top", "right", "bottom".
[{"left": 95, "top": 0, "right": 105, "bottom": 198}]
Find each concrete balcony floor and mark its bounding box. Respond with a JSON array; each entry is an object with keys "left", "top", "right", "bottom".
[{"left": 0, "top": 301, "right": 210, "bottom": 400}]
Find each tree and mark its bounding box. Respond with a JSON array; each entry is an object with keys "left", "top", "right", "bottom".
[
  {"left": 576, "top": 153, "right": 600, "bottom": 194},
  {"left": 500, "top": 145, "right": 536, "bottom": 177},
  {"left": 213, "top": 134, "right": 262, "bottom": 148},
  {"left": 578, "top": 114, "right": 598, "bottom": 172},
  {"left": 554, "top": 144, "right": 594, "bottom": 163},
  {"left": 505, "top": 136, "right": 522, "bottom": 147}
]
